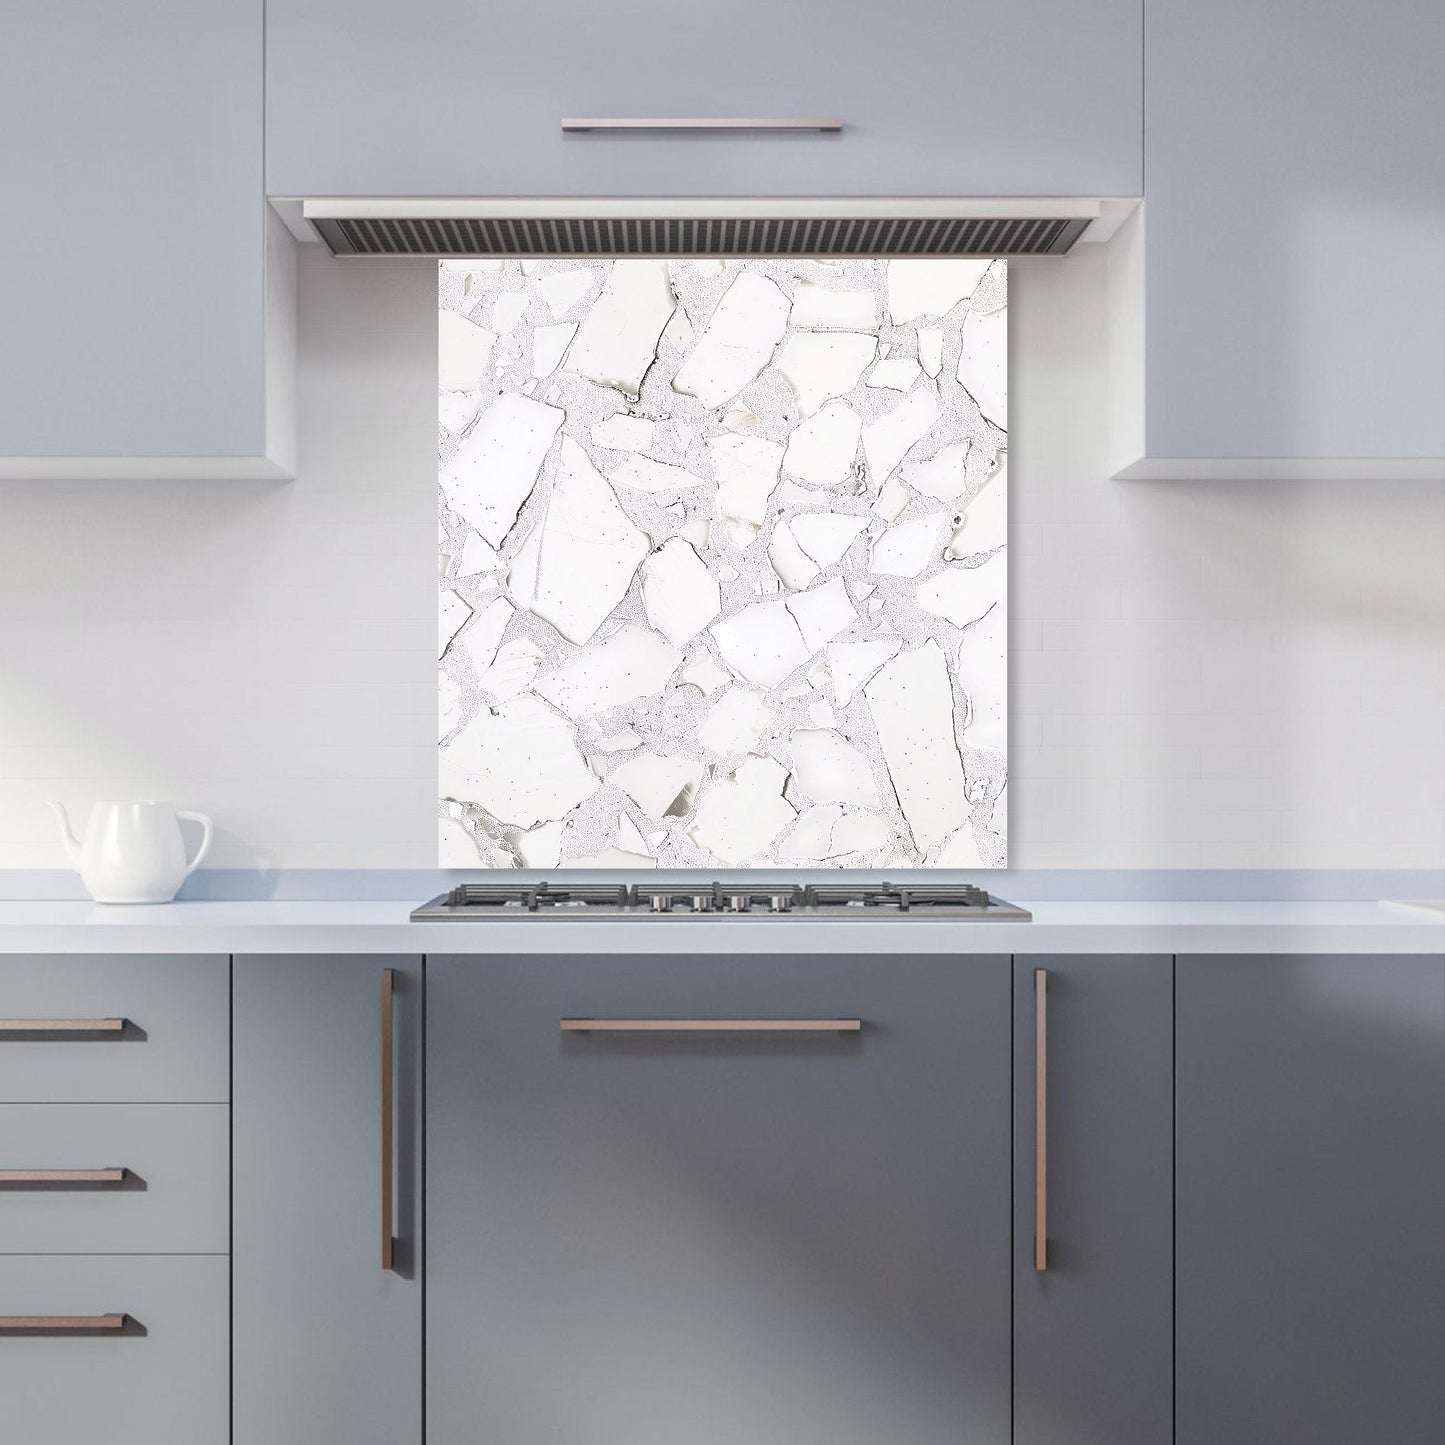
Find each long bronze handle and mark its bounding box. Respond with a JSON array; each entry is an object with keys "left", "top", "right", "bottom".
[
  {"left": 0, "top": 1018, "right": 127, "bottom": 1035},
  {"left": 0, "top": 1169, "right": 128, "bottom": 1185},
  {"left": 1034, "top": 969, "right": 1049, "bottom": 1271},
  {"left": 560, "top": 1019, "right": 862, "bottom": 1033},
  {"left": 380, "top": 968, "right": 395, "bottom": 1273},
  {"left": 0, "top": 1314, "right": 128, "bottom": 1331},
  {"left": 562, "top": 118, "right": 842, "bottom": 134}
]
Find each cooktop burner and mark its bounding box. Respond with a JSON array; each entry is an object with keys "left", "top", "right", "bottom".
[{"left": 411, "top": 881, "right": 1030, "bottom": 920}]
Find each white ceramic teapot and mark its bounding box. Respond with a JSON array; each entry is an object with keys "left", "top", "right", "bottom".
[{"left": 49, "top": 801, "right": 213, "bottom": 904}]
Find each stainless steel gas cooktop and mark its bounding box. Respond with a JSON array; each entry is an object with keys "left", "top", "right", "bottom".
[{"left": 412, "top": 881, "right": 1030, "bottom": 920}]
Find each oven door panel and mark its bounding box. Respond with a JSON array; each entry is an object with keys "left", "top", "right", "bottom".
[{"left": 427, "top": 952, "right": 1012, "bottom": 1445}]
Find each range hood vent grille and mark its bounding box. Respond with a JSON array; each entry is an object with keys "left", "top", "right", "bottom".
[{"left": 312, "top": 212, "right": 1091, "bottom": 258}]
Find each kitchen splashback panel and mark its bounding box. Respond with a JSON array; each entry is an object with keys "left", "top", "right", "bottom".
[{"left": 437, "top": 259, "right": 1007, "bottom": 868}]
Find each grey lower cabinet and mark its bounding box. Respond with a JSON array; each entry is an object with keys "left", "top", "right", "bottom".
[
  {"left": 1012, "top": 955, "right": 1173, "bottom": 1445},
  {"left": 0, "top": 952, "right": 230, "bottom": 1443},
  {"left": 232, "top": 955, "right": 423, "bottom": 1445},
  {"left": 1176, "top": 953, "right": 1445, "bottom": 1444},
  {"left": 427, "top": 952, "right": 1013, "bottom": 1445}
]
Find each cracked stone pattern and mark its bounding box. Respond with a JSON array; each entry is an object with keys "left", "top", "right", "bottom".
[{"left": 438, "top": 258, "right": 1008, "bottom": 869}]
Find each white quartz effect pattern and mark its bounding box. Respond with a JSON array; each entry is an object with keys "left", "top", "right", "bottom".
[{"left": 438, "top": 258, "right": 1009, "bottom": 868}]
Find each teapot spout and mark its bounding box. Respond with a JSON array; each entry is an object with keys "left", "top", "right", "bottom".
[{"left": 48, "top": 801, "right": 82, "bottom": 865}]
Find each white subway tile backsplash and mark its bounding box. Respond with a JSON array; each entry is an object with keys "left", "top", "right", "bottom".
[
  {"left": 1011, "top": 743, "right": 1202, "bottom": 781},
  {"left": 1012, "top": 573, "right": 1123, "bottom": 622},
  {"left": 1013, "top": 680, "right": 1123, "bottom": 717}
]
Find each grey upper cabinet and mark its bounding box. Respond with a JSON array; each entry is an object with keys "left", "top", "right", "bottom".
[
  {"left": 427, "top": 952, "right": 1013, "bottom": 1445},
  {"left": 233, "top": 955, "right": 423, "bottom": 1445},
  {"left": 1176, "top": 953, "right": 1445, "bottom": 1444},
  {"left": 1116, "top": 1, "right": 1445, "bottom": 479},
  {"left": 1012, "top": 956, "right": 1173, "bottom": 1445},
  {"left": 0, "top": 1, "right": 293, "bottom": 480},
  {"left": 266, "top": 0, "right": 1142, "bottom": 198}
]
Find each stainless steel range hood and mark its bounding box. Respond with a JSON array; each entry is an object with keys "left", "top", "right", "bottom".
[{"left": 300, "top": 197, "right": 1104, "bottom": 258}]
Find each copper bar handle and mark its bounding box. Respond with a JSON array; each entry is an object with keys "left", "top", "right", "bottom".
[
  {"left": 0, "top": 1314, "right": 128, "bottom": 1331},
  {"left": 0, "top": 1169, "right": 128, "bottom": 1185},
  {"left": 562, "top": 117, "right": 842, "bottom": 134},
  {"left": 560, "top": 1019, "right": 862, "bottom": 1033},
  {"left": 1034, "top": 969, "right": 1049, "bottom": 1272},
  {"left": 380, "top": 968, "right": 396, "bottom": 1273},
  {"left": 0, "top": 1018, "right": 127, "bottom": 1035}
]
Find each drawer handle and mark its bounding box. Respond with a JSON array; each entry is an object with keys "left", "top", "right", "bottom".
[
  {"left": 560, "top": 1019, "right": 862, "bottom": 1033},
  {"left": 1034, "top": 969, "right": 1049, "bottom": 1272},
  {"left": 0, "top": 1314, "right": 129, "bottom": 1332},
  {"left": 562, "top": 117, "right": 842, "bottom": 134},
  {"left": 381, "top": 968, "right": 396, "bottom": 1273},
  {"left": 0, "top": 1018, "right": 128, "bottom": 1036},
  {"left": 0, "top": 1169, "right": 128, "bottom": 1186}
]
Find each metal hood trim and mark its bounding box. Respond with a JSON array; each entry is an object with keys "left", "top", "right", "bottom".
[{"left": 297, "top": 197, "right": 1106, "bottom": 258}]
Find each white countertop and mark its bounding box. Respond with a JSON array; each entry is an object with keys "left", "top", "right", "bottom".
[{"left": 0, "top": 898, "right": 1439, "bottom": 954}]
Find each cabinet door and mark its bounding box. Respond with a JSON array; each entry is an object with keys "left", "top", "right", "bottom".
[
  {"left": 1176, "top": 953, "right": 1445, "bottom": 1444},
  {"left": 267, "top": 1, "right": 1140, "bottom": 198},
  {"left": 428, "top": 953, "right": 1012, "bottom": 1445},
  {"left": 233, "top": 955, "right": 423, "bottom": 1445},
  {"left": 1131, "top": 0, "right": 1445, "bottom": 475},
  {"left": 0, "top": 1, "right": 289, "bottom": 477},
  {"left": 1013, "top": 956, "right": 1173, "bottom": 1445}
]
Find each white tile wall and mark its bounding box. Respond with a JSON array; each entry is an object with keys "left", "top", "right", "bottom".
[{"left": 1, "top": 243, "right": 1440, "bottom": 869}]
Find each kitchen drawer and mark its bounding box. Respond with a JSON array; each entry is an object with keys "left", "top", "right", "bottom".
[
  {"left": 0, "top": 955, "right": 227, "bottom": 1103},
  {"left": 0, "top": 1254, "right": 227, "bottom": 1445},
  {"left": 0, "top": 1104, "right": 228, "bottom": 1255}
]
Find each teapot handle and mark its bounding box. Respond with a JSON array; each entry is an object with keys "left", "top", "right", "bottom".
[{"left": 176, "top": 812, "right": 213, "bottom": 877}]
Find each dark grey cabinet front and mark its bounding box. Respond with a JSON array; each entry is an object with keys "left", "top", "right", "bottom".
[
  {"left": 1012, "top": 955, "right": 1173, "bottom": 1445},
  {"left": 1176, "top": 952, "right": 1445, "bottom": 1445},
  {"left": 233, "top": 955, "right": 423, "bottom": 1445},
  {"left": 427, "top": 953, "right": 1012, "bottom": 1445}
]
